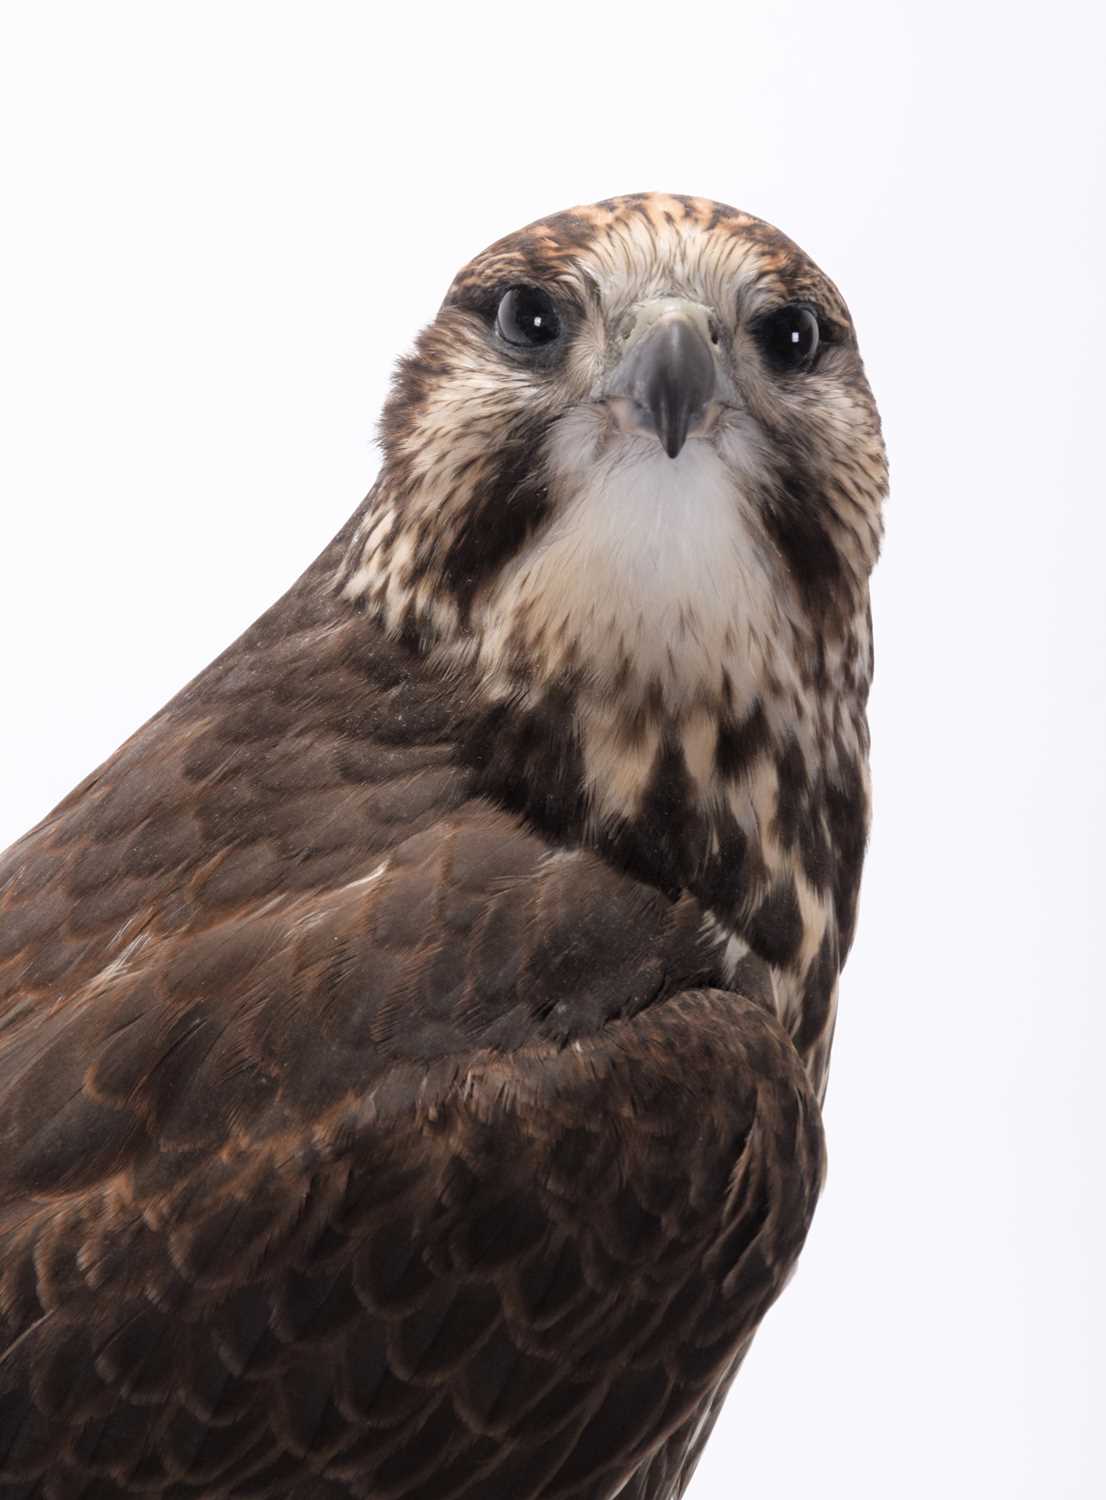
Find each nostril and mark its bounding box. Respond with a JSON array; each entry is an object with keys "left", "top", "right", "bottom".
[{"left": 708, "top": 319, "right": 721, "bottom": 346}]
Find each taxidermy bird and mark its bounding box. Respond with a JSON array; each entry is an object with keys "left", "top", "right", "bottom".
[{"left": 0, "top": 194, "right": 887, "bottom": 1500}]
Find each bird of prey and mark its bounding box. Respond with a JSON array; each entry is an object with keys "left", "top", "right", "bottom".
[{"left": 0, "top": 193, "right": 886, "bottom": 1500}]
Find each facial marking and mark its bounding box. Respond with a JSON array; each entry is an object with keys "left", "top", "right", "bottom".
[{"left": 336, "top": 194, "right": 886, "bottom": 1085}]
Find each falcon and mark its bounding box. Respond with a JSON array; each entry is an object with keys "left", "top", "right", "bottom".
[{"left": 0, "top": 194, "right": 887, "bottom": 1500}]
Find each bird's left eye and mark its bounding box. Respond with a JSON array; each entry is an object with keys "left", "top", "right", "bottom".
[
  {"left": 752, "top": 304, "right": 821, "bottom": 373},
  {"left": 495, "top": 286, "right": 562, "bottom": 348}
]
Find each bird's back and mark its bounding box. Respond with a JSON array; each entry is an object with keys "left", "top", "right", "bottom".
[{"left": 0, "top": 549, "right": 823, "bottom": 1500}]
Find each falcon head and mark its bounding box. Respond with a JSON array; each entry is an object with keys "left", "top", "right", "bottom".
[{"left": 343, "top": 194, "right": 886, "bottom": 742}]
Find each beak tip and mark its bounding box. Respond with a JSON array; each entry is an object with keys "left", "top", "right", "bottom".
[{"left": 632, "top": 312, "right": 715, "bottom": 462}]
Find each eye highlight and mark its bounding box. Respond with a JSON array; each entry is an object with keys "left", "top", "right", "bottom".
[
  {"left": 752, "top": 304, "right": 821, "bottom": 373},
  {"left": 495, "top": 286, "right": 562, "bottom": 349}
]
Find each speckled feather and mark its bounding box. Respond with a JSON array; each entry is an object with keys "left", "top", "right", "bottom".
[{"left": 0, "top": 194, "right": 884, "bottom": 1500}]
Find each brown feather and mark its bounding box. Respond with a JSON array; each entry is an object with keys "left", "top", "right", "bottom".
[{"left": 0, "top": 192, "right": 886, "bottom": 1500}]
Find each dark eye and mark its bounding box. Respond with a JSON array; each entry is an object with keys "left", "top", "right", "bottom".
[
  {"left": 495, "top": 285, "right": 561, "bottom": 348},
  {"left": 752, "top": 304, "right": 821, "bottom": 373}
]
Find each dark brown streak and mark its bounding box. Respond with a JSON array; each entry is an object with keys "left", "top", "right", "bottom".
[{"left": 0, "top": 192, "right": 885, "bottom": 1500}]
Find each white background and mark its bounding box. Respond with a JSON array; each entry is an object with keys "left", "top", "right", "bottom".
[{"left": 1, "top": 3, "right": 1103, "bottom": 1495}]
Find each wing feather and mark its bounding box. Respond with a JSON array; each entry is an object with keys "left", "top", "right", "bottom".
[
  {"left": 0, "top": 593, "right": 824, "bottom": 1499},
  {"left": 0, "top": 983, "right": 821, "bottom": 1500}
]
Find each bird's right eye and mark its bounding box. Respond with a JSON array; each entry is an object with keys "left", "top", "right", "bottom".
[{"left": 495, "top": 286, "right": 562, "bottom": 349}]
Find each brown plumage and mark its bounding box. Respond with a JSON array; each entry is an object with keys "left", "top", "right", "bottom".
[{"left": 0, "top": 194, "right": 886, "bottom": 1499}]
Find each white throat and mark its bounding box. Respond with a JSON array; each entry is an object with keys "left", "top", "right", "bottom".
[{"left": 476, "top": 413, "right": 793, "bottom": 716}]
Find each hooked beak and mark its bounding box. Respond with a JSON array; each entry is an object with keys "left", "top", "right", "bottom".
[{"left": 605, "top": 299, "right": 719, "bottom": 459}]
